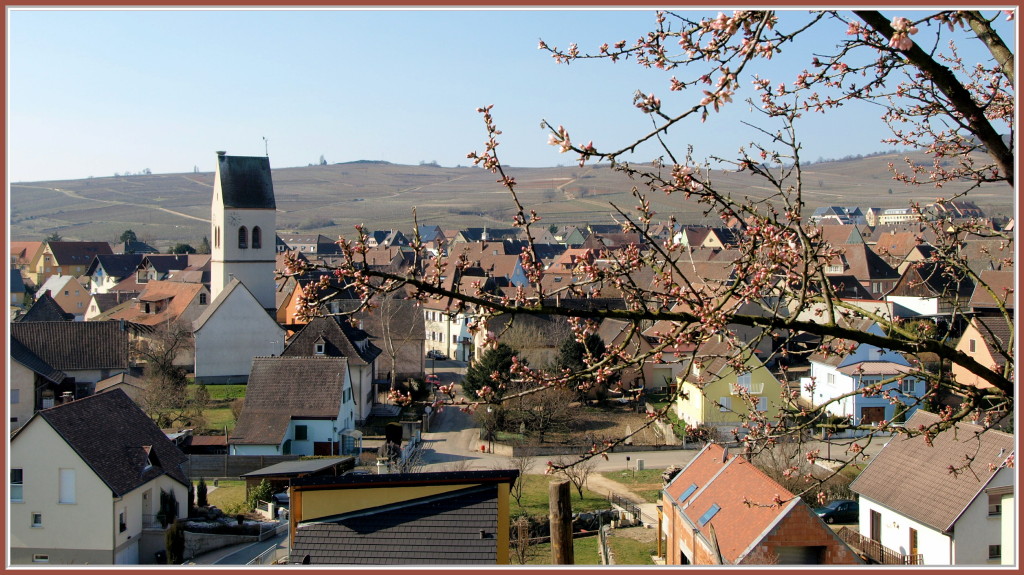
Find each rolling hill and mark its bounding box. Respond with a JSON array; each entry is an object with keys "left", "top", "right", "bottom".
[{"left": 9, "top": 152, "right": 1014, "bottom": 252}]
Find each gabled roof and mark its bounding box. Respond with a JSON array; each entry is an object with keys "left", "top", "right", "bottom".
[
  {"left": 11, "top": 320, "right": 130, "bottom": 371},
  {"left": 94, "top": 372, "right": 148, "bottom": 394},
  {"left": 10, "top": 337, "right": 66, "bottom": 384},
  {"left": 665, "top": 443, "right": 815, "bottom": 564},
  {"left": 216, "top": 154, "right": 276, "bottom": 209},
  {"left": 10, "top": 269, "right": 26, "bottom": 293},
  {"left": 139, "top": 254, "right": 208, "bottom": 276},
  {"left": 850, "top": 410, "right": 1014, "bottom": 533},
  {"left": 18, "top": 292, "right": 74, "bottom": 322},
  {"left": 85, "top": 253, "right": 146, "bottom": 279},
  {"left": 110, "top": 280, "right": 206, "bottom": 326},
  {"left": 291, "top": 470, "right": 519, "bottom": 565},
  {"left": 968, "top": 270, "right": 1015, "bottom": 310},
  {"left": 45, "top": 241, "right": 113, "bottom": 266},
  {"left": 889, "top": 261, "right": 974, "bottom": 299},
  {"left": 23, "top": 389, "right": 189, "bottom": 496},
  {"left": 282, "top": 315, "right": 382, "bottom": 366},
  {"left": 230, "top": 356, "right": 349, "bottom": 446}
]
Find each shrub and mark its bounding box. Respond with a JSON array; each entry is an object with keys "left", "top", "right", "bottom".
[
  {"left": 165, "top": 521, "right": 185, "bottom": 564},
  {"left": 245, "top": 479, "right": 274, "bottom": 510},
  {"left": 197, "top": 477, "right": 208, "bottom": 508}
]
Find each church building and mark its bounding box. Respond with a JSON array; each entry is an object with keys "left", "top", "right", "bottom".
[{"left": 193, "top": 152, "right": 285, "bottom": 383}]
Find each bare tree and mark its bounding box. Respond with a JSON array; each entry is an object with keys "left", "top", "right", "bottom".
[
  {"left": 552, "top": 454, "right": 599, "bottom": 500},
  {"left": 285, "top": 10, "right": 1014, "bottom": 506},
  {"left": 502, "top": 447, "right": 538, "bottom": 506},
  {"left": 134, "top": 320, "right": 207, "bottom": 428}
]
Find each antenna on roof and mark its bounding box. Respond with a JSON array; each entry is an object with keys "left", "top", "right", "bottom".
[{"left": 263, "top": 136, "right": 269, "bottom": 157}]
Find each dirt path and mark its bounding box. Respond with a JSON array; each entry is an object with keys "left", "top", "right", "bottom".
[{"left": 585, "top": 472, "right": 646, "bottom": 504}]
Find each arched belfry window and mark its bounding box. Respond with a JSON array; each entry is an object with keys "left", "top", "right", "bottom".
[
  {"left": 214, "top": 226, "right": 220, "bottom": 248},
  {"left": 252, "top": 226, "right": 262, "bottom": 249},
  {"left": 238, "top": 226, "right": 248, "bottom": 249}
]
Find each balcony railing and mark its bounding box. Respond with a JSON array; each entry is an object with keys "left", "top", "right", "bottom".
[{"left": 837, "top": 527, "right": 923, "bottom": 565}]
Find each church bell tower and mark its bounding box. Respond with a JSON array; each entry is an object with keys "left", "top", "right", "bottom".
[{"left": 210, "top": 151, "right": 277, "bottom": 309}]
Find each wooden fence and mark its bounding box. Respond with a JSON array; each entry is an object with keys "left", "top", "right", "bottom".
[
  {"left": 837, "top": 527, "right": 923, "bottom": 565},
  {"left": 184, "top": 454, "right": 303, "bottom": 480}
]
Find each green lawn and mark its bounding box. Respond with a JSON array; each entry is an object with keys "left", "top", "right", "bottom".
[
  {"left": 192, "top": 384, "right": 245, "bottom": 434},
  {"left": 203, "top": 480, "right": 247, "bottom": 515},
  {"left": 511, "top": 474, "right": 609, "bottom": 517},
  {"left": 600, "top": 468, "right": 664, "bottom": 503},
  {"left": 524, "top": 533, "right": 657, "bottom": 565}
]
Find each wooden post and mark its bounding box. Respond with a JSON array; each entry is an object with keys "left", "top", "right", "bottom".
[{"left": 549, "top": 480, "right": 573, "bottom": 565}]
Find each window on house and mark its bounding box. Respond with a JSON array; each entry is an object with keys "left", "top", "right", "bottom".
[
  {"left": 736, "top": 372, "right": 751, "bottom": 392},
  {"left": 756, "top": 396, "right": 768, "bottom": 411},
  {"left": 31, "top": 513, "right": 42, "bottom": 528},
  {"left": 252, "top": 226, "right": 262, "bottom": 249},
  {"left": 826, "top": 373, "right": 835, "bottom": 386},
  {"left": 314, "top": 343, "right": 325, "bottom": 355},
  {"left": 988, "top": 493, "right": 1002, "bottom": 516},
  {"left": 11, "top": 389, "right": 19, "bottom": 404},
  {"left": 64, "top": 290, "right": 69, "bottom": 296},
  {"left": 989, "top": 545, "right": 1001, "bottom": 560},
  {"left": 119, "top": 510, "right": 127, "bottom": 533},
  {"left": 697, "top": 503, "right": 721, "bottom": 526},
  {"left": 59, "top": 469, "right": 75, "bottom": 504},
  {"left": 199, "top": 293, "right": 208, "bottom": 305},
  {"left": 969, "top": 339, "right": 976, "bottom": 353},
  {"left": 238, "top": 226, "right": 248, "bottom": 249},
  {"left": 718, "top": 397, "right": 731, "bottom": 412},
  {"left": 295, "top": 425, "right": 308, "bottom": 441},
  {"left": 32, "top": 555, "right": 49, "bottom": 563},
  {"left": 11, "top": 469, "right": 23, "bottom": 502},
  {"left": 900, "top": 378, "right": 916, "bottom": 395}
]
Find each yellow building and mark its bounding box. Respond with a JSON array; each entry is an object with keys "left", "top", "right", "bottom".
[
  {"left": 674, "top": 340, "right": 786, "bottom": 436},
  {"left": 288, "top": 469, "right": 519, "bottom": 565}
]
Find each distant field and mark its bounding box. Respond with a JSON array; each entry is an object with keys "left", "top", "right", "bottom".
[{"left": 9, "top": 154, "right": 1013, "bottom": 250}]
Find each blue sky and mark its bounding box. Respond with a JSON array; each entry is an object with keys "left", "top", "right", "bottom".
[{"left": 6, "top": 8, "right": 1015, "bottom": 182}]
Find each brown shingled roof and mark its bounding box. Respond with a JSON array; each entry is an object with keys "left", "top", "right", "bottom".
[
  {"left": 850, "top": 410, "right": 1014, "bottom": 533},
  {"left": 230, "top": 356, "right": 349, "bottom": 446}
]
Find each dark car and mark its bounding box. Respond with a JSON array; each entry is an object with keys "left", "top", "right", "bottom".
[
  {"left": 426, "top": 350, "right": 448, "bottom": 360},
  {"left": 814, "top": 499, "right": 858, "bottom": 524}
]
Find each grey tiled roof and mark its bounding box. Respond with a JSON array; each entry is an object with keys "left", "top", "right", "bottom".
[
  {"left": 292, "top": 484, "right": 501, "bottom": 565},
  {"left": 282, "top": 315, "right": 382, "bottom": 366},
  {"left": 10, "top": 320, "right": 130, "bottom": 371},
  {"left": 29, "top": 389, "right": 190, "bottom": 496},
  {"left": 85, "top": 253, "right": 145, "bottom": 279},
  {"left": 850, "top": 410, "right": 1014, "bottom": 533},
  {"left": 217, "top": 154, "right": 276, "bottom": 209},
  {"left": 18, "top": 292, "right": 74, "bottom": 322},
  {"left": 230, "top": 356, "right": 348, "bottom": 445},
  {"left": 10, "top": 337, "right": 66, "bottom": 384}
]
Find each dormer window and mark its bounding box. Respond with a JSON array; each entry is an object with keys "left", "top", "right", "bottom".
[{"left": 314, "top": 336, "right": 326, "bottom": 356}]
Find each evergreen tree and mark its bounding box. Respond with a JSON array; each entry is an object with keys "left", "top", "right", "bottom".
[{"left": 462, "top": 343, "right": 520, "bottom": 400}]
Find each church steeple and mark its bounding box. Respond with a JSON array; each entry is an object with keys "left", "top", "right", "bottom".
[{"left": 210, "top": 152, "right": 277, "bottom": 309}]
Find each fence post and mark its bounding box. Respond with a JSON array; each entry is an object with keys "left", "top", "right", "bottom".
[{"left": 549, "top": 481, "right": 573, "bottom": 565}]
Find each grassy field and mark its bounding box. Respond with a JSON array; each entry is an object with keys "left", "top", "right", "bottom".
[
  {"left": 204, "top": 479, "right": 247, "bottom": 515},
  {"left": 524, "top": 532, "right": 658, "bottom": 565},
  {"left": 193, "top": 384, "right": 245, "bottom": 434},
  {"left": 599, "top": 468, "right": 664, "bottom": 503},
  {"left": 511, "top": 473, "right": 609, "bottom": 517}
]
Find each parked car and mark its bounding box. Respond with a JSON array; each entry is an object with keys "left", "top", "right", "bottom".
[
  {"left": 813, "top": 499, "right": 858, "bottom": 524},
  {"left": 426, "top": 350, "right": 448, "bottom": 360}
]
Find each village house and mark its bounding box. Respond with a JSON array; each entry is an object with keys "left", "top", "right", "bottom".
[
  {"left": 288, "top": 469, "right": 520, "bottom": 565},
  {"left": 850, "top": 410, "right": 1014, "bottom": 565},
  {"left": 229, "top": 356, "right": 357, "bottom": 456},
  {"left": 35, "top": 274, "right": 92, "bottom": 320},
  {"left": 10, "top": 389, "right": 190, "bottom": 565},
  {"left": 9, "top": 320, "right": 132, "bottom": 430},
  {"left": 282, "top": 314, "right": 382, "bottom": 425},
  {"left": 27, "top": 240, "right": 113, "bottom": 287},
  {"left": 663, "top": 443, "right": 861, "bottom": 565},
  {"left": 85, "top": 253, "right": 146, "bottom": 294}
]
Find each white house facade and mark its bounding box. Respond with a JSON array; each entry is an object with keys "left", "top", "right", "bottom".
[{"left": 192, "top": 279, "right": 285, "bottom": 384}]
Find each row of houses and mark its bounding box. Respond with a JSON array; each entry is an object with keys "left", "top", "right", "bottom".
[{"left": 8, "top": 152, "right": 1013, "bottom": 565}]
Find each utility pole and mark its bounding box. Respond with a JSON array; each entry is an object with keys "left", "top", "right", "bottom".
[{"left": 549, "top": 480, "right": 573, "bottom": 564}]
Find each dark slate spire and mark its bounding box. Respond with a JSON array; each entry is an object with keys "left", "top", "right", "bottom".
[{"left": 217, "top": 154, "right": 276, "bottom": 209}]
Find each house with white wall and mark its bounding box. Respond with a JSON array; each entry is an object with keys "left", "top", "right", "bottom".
[
  {"left": 800, "top": 318, "right": 922, "bottom": 428},
  {"left": 229, "top": 356, "right": 357, "bottom": 456},
  {"left": 850, "top": 410, "right": 1014, "bottom": 565},
  {"left": 10, "top": 390, "right": 190, "bottom": 565},
  {"left": 192, "top": 278, "right": 285, "bottom": 384}
]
